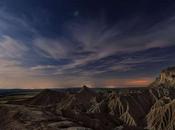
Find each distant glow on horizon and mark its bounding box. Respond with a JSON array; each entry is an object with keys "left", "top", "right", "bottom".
[
  {"left": 128, "top": 79, "right": 152, "bottom": 86},
  {"left": 0, "top": 76, "right": 153, "bottom": 89},
  {"left": 103, "top": 78, "right": 153, "bottom": 88}
]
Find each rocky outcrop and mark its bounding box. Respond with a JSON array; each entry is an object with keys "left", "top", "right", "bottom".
[
  {"left": 120, "top": 90, "right": 154, "bottom": 126},
  {"left": 56, "top": 86, "right": 100, "bottom": 113},
  {"left": 150, "top": 67, "right": 175, "bottom": 88},
  {"left": 146, "top": 97, "right": 175, "bottom": 130},
  {"left": 149, "top": 67, "right": 175, "bottom": 99}
]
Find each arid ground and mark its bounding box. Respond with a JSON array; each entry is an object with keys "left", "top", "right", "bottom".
[{"left": 0, "top": 67, "right": 175, "bottom": 130}]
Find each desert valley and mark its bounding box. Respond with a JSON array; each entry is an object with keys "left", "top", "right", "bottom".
[{"left": 0, "top": 66, "right": 175, "bottom": 130}]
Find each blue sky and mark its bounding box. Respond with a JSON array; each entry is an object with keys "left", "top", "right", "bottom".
[{"left": 0, "top": 0, "right": 175, "bottom": 88}]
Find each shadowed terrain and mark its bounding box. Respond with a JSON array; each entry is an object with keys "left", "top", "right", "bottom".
[{"left": 0, "top": 67, "right": 175, "bottom": 130}]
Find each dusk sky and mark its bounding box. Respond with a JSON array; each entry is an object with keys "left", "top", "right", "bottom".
[{"left": 0, "top": 0, "right": 175, "bottom": 88}]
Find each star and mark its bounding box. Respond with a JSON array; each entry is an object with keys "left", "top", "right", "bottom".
[{"left": 73, "top": 10, "right": 79, "bottom": 17}]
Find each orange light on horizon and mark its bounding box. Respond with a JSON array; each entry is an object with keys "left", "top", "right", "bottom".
[
  {"left": 103, "top": 77, "right": 153, "bottom": 88},
  {"left": 128, "top": 79, "right": 152, "bottom": 86}
]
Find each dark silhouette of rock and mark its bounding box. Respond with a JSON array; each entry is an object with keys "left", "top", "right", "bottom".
[
  {"left": 56, "top": 86, "right": 97, "bottom": 113},
  {"left": 23, "top": 89, "right": 66, "bottom": 106}
]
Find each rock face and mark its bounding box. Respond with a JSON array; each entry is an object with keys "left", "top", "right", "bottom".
[
  {"left": 151, "top": 67, "right": 175, "bottom": 88},
  {"left": 145, "top": 66, "right": 175, "bottom": 130},
  {"left": 120, "top": 91, "right": 154, "bottom": 126},
  {"left": 146, "top": 97, "right": 175, "bottom": 130},
  {"left": 149, "top": 66, "right": 175, "bottom": 99}
]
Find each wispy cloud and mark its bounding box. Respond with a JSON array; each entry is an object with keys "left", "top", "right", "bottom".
[
  {"left": 27, "top": 15, "right": 175, "bottom": 84},
  {"left": 0, "top": 9, "right": 38, "bottom": 38},
  {"left": 0, "top": 3, "right": 175, "bottom": 88},
  {"left": 0, "top": 35, "right": 28, "bottom": 59}
]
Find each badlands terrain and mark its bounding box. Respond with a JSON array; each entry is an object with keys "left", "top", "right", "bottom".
[{"left": 0, "top": 67, "right": 175, "bottom": 130}]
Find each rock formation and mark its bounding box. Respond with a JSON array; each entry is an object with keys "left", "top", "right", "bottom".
[
  {"left": 150, "top": 67, "right": 175, "bottom": 88},
  {"left": 1, "top": 65, "right": 175, "bottom": 130}
]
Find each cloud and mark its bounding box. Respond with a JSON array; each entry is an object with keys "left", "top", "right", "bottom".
[
  {"left": 0, "top": 35, "right": 28, "bottom": 59},
  {"left": 39, "top": 16, "right": 174, "bottom": 74},
  {"left": 31, "top": 46, "right": 173, "bottom": 78},
  {"left": 20, "top": 14, "right": 175, "bottom": 89},
  {"left": 67, "top": 17, "right": 174, "bottom": 56},
  {"left": 0, "top": 9, "right": 38, "bottom": 38},
  {"left": 31, "top": 65, "right": 58, "bottom": 70},
  {"left": 0, "top": 5, "right": 175, "bottom": 88},
  {"left": 34, "top": 38, "right": 70, "bottom": 59}
]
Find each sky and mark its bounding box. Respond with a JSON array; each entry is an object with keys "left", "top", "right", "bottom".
[{"left": 0, "top": 0, "right": 175, "bottom": 88}]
